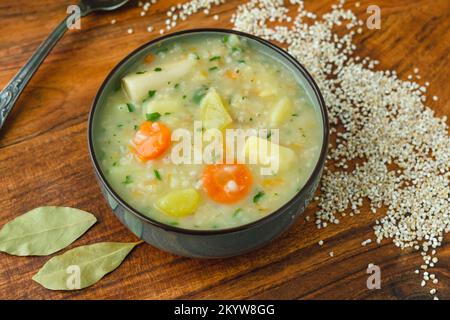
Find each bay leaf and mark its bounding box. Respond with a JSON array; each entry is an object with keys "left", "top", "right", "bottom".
[
  {"left": 0, "top": 206, "right": 97, "bottom": 256},
  {"left": 32, "top": 241, "right": 141, "bottom": 290}
]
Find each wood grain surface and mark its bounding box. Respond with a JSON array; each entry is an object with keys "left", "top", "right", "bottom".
[{"left": 0, "top": 0, "right": 449, "bottom": 300}]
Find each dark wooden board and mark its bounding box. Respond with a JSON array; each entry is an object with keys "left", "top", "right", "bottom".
[{"left": 0, "top": 0, "right": 448, "bottom": 299}]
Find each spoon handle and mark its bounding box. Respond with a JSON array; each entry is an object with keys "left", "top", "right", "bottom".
[{"left": 0, "top": 15, "right": 69, "bottom": 131}]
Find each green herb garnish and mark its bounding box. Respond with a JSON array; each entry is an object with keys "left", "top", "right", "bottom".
[
  {"left": 136, "top": 71, "right": 146, "bottom": 74},
  {"left": 238, "top": 60, "right": 246, "bottom": 64},
  {"left": 148, "top": 90, "right": 157, "bottom": 99},
  {"left": 209, "top": 66, "right": 219, "bottom": 72},
  {"left": 154, "top": 169, "right": 162, "bottom": 181},
  {"left": 209, "top": 56, "right": 221, "bottom": 61},
  {"left": 174, "top": 83, "right": 180, "bottom": 89},
  {"left": 222, "top": 35, "right": 229, "bottom": 43},
  {"left": 155, "top": 47, "right": 169, "bottom": 55},
  {"left": 253, "top": 191, "right": 265, "bottom": 203},
  {"left": 123, "top": 175, "right": 133, "bottom": 184},
  {"left": 126, "top": 103, "right": 134, "bottom": 112},
  {"left": 146, "top": 112, "right": 161, "bottom": 121},
  {"left": 154, "top": 67, "right": 162, "bottom": 72},
  {"left": 233, "top": 208, "right": 242, "bottom": 217},
  {"left": 192, "top": 86, "right": 209, "bottom": 104}
]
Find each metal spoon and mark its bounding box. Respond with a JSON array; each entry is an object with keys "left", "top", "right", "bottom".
[{"left": 0, "top": 0, "right": 130, "bottom": 131}]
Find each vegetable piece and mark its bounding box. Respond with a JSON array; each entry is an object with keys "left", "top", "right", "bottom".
[
  {"left": 33, "top": 242, "right": 141, "bottom": 290},
  {"left": 226, "top": 34, "right": 241, "bottom": 48},
  {"left": 244, "top": 136, "right": 297, "bottom": 173},
  {"left": 0, "top": 207, "right": 96, "bottom": 256},
  {"left": 144, "top": 53, "right": 155, "bottom": 64},
  {"left": 131, "top": 121, "right": 171, "bottom": 161},
  {"left": 225, "top": 69, "right": 238, "bottom": 80},
  {"left": 270, "top": 97, "right": 294, "bottom": 128},
  {"left": 122, "top": 57, "right": 197, "bottom": 102},
  {"left": 155, "top": 188, "right": 200, "bottom": 217},
  {"left": 200, "top": 88, "right": 233, "bottom": 130},
  {"left": 202, "top": 164, "right": 253, "bottom": 204}
]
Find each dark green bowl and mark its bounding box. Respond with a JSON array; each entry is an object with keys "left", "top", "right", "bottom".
[{"left": 88, "top": 29, "right": 329, "bottom": 258}]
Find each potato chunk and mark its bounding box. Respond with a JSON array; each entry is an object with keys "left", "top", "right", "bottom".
[
  {"left": 200, "top": 88, "right": 233, "bottom": 130},
  {"left": 155, "top": 188, "right": 200, "bottom": 217},
  {"left": 270, "top": 97, "right": 294, "bottom": 128},
  {"left": 122, "top": 57, "right": 197, "bottom": 103},
  {"left": 244, "top": 136, "right": 297, "bottom": 174}
]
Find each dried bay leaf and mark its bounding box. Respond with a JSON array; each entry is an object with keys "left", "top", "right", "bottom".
[
  {"left": 0, "top": 206, "right": 97, "bottom": 256},
  {"left": 33, "top": 241, "right": 142, "bottom": 290}
]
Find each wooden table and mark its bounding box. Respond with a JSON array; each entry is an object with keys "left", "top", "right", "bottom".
[{"left": 0, "top": 0, "right": 448, "bottom": 300}]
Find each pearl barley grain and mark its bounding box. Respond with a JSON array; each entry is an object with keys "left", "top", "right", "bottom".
[{"left": 230, "top": 0, "right": 449, "bottom": 296}]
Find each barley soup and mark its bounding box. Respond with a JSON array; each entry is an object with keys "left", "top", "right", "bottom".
[{"left": 93, "top": 33, "right": 323, "bottom": 230}]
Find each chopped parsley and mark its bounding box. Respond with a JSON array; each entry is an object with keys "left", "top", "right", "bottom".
[
  {"left": 154, "top": 67, "right": 162, "bottom": 72},
  {"left": 253, "top": 191, "right": 265, "bottom": 203},
  {"left": 192, "top": 86, "right": 209, "bottom": 104},
  {"left": 126, "top": 103, "right": 134, "bottom": 112},
  {"left": 136, "top": 71, "right": 146, "bottom": 74},
  {"left": 209, "top": 56, "right": 221, "bottom": 61},
  {"left": 209, "top": 66, "right": 219, "bottom": 72},
  {"left": 123, "top": 175, "right": 133, "bottom": 184},
  {"left": 146, "top": 112, "right": 161, "bottom": 121},
  {"left": 233, "top": 208, "right": 243, "bottom": 217},
  {"left": 148, "top": 90, "right": 157, "bottom": 99},
  {"left": 153, "top": 169, "right": 162, "bottom": 181}
]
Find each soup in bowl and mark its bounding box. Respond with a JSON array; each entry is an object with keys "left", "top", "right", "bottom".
[{"left": 89, "top": 29, "right": 329, "bottom": 258}]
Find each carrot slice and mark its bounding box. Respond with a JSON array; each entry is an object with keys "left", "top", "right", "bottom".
[
  {"left": 131, "top": 121, "right": 171, "bottom": 161},
  {"left": 144, "top": 53, "right": 155, "bottom": 64},
  {"left": 202, "top": 164, "right": 253, "bottom": 204},
  {"left": 225, "top": 69, "right": 238, "bottom": 80}
]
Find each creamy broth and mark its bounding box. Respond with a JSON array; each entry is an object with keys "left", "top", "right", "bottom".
[{"left": 94, "top": 34, "right": 323, "bottom": 230}]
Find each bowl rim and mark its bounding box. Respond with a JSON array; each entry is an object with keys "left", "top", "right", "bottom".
[{"left": 88, "top": 28, "right": 329, "bottom": 236}]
